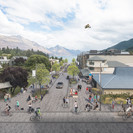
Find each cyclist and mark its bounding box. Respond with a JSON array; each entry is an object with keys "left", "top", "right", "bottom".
[
  {"left": 126, "top": 105, "right": 132, "bottom": 117},
  {"left": 5, "top": 104, "right": 11, "bottom": 115},
  {"left": 35, "top": 107, "right": 41, "bottom": 117}
]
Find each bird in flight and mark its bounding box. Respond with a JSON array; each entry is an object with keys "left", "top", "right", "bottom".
[{"left": 85, "top": 24, "right": 91, "bottom": 29}]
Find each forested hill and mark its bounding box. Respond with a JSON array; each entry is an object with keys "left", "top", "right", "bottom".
[
  {"left": 107, "top": 38, "right": 133, "bottom": 51},
  {"left": 0, "top": 47, "right": 49, "bottom": 58}
]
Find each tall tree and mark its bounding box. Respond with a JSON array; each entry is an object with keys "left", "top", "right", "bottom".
[
  {"left": 52, "top": 62, "right": 60, "bottom": 72},
  {"left": 0, "top": 67, "right": 28, "bottom": 94},
  {"left": 25, "top": 55, "right": 51, "bottom": 71},
  {"left": 28, "top": 64, "right": 50, "bottom": 93},
  {"left": 67, "top": 64, "right": 79, "bottom": 79}
]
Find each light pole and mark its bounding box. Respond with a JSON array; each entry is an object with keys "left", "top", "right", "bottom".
[{"left": 99, "top": 62, "right": 102, "bottom": 111}]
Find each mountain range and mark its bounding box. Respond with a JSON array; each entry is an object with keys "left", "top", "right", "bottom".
[
  {"left": 107, "top": 38, "right": 133, "bottom": 51},
  {"left": 0, "top": 35, "right": 81, "bottom": 57}
]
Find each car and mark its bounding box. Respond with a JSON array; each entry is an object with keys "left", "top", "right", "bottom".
[
  {"left": 56, "top": 82, "right": 64, "bottom": 89},
  {"left": 66, "top": 76, "right": 69, "bottom": 79}
]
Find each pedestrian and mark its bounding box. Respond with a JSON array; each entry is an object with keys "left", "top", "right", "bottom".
[
  {"left": 89, "top": 94, "right": 92, "bottom": 102},
  {"left": 112, "top": 99, "right": 115, "bottom": 109},
  {"left": 4, "top": 94, "right": 7, "bottom": 102},
  {"left": 8, "top": 94, "right": 11, "bottom": 102},
  {"left": 128, "top": 98, "right": 131, "bottom": 105},
  {"left": 74, "top": 101, "right": 78, "bottom": 113},
  {"left": 16, "top": 100, "right": 20, "bottom": 110},
  {"left": 97, "top": 95, "right": 100, "bottom": 101},
  {"left": 70, "top": 88, "right": 73, "bottom": 96},
  {"left": 20, "top": 87, "right": 24, "bottom": 93},
  {"left": 91, "top": 95, "right": 94, "bottom": 103},
  {"left": 41, "top": 95, "right": 43, "bottom": 101},
  {"left": 27, "top": 95, "right": 31, "bottom": 102},
  {"left": 28, "top": 103, "right": 32, "bottom": 113},
  {"left": 63, "top": 97, "right": 66, "bottom": 104},
  {"left": 94, "top": 94, "right": 97, "bottom": 102},
  {"left": 126, "top": 98, "right": 129, "bottom": 107}
]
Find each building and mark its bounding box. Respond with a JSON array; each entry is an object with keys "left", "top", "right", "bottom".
[
  {"left": 77, "top": 50, "right": 133, "bottom": 69},
  {"left": 92, "top": 67, "right": 133, "bottom": 95},
  {"left": 0, "top": 56, "right": 10, "bottom": 64},
  {"left": 87, "top": 56, "right": 128, "bottom": 73}
]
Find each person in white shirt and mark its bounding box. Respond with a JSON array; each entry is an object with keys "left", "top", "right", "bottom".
[
  {"left": 126, "top": 105, "right": 132, "bottom": 116},
  {"left": 74, "top": 101, "right": 78, "bottom": 113}
]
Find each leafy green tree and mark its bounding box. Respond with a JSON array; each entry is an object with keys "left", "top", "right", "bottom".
[
  {"left": 64, "top": 58, "right": 68, "bottom": 63},
  {"left": 52, "top": 62, "right": 60, "bottom": 72},
  {"left": 28, "top": 64, "right": 50, "bottom": 93},
  {"left": 59, "top": 61, "right": 63, "bottom": 66},
  {"left": 25, "top": 55, "right": 51, "bottom": 71},
  {"left": 67, "top": 64, "right": 79, "bottom": 79},
  {"left": 72, "top": 58, "right": 76, "bottom": 63}
]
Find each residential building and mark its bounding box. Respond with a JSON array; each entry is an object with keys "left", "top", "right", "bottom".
[{"left": 0, "top": 56, "right": 10, "bottom": 64}]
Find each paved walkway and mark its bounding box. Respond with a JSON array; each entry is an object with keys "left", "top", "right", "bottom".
[{"left": 0, "top": 73, "right": 131, "bottom": 123}]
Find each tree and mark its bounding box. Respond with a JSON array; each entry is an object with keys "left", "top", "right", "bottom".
[
  {"left": 72, "top": 58, "right": 76, "bottom": 63},
  {"left": 67, "top": 64, "right": 79, "bottom": 79},
  {"left": 59, "top": 61, "right": 63, "bottom": 66},
  {"left": 28, "top": 64, "right": 50, "bottom": 94},
  {"left": 0, "top": 67, "right": 28, "bottom": 94},
  {"left": 25, "top": 55, "right": 51, "bottom": 71},
  {"left": 64, "top": 58, "right": 68, "bottom": 63},
  {"left": 52, "top": 62, "right": 60, "bottom": 72},
  {"left": 14, "top": 57, "right": 26, "bottom": 66}
]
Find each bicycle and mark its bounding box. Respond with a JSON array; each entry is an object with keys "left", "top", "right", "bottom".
[
  {"left": 30, "top": 114, "right": 42, "bottom": 121},
  {"left": 1, "top": 110, "right": 13, "bottom": 117},
  {"left": 122, "top": 112, "right": 133, "bottom": 120}
]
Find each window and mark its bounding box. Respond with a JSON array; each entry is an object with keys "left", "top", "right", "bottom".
[
  {"left": 89, "top": 67, "right": 94, "bottom": 70},
  {"left": 89, "top": 61, "right": 94, "bottom": 65}
]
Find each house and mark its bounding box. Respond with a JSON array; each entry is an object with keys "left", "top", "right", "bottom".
[
  {"left": 0, "top": 56, "right": 10, "bottom": 64},
  {"left": 92, "top": 67, "right": 133, "bottom": 95}
]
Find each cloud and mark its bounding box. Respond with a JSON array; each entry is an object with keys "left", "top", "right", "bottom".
[{"left": 0, "top": 0, "right": 133, "bottom": 51}]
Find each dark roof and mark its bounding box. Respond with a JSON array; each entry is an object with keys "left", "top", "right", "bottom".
[
  {"left": 80, "top": 69, "right": 90, "bottom": 76},
  {"left": 93, "top": 67, "right": 133, "bottom": 89},
  {"left": 88, "top": 56, "right": 106, "bottom": 61},
  {"left": 107, "top": 61, "right": 129, "bottom": 67}
]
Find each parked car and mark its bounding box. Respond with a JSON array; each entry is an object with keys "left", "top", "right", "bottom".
[{"left": 56, "top": 82, "right": 64, "bottom": 89}]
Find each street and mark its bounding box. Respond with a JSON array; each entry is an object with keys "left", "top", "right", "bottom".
[{"left": 0, "top": 72, "right": 133, "bottom": 133}]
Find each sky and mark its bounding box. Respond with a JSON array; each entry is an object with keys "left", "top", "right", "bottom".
[{"left": 0, "top": 0, "right": 133, "bottom": 51}]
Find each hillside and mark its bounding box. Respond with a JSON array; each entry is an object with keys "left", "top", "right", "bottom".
[
  {"left": 0, "top": 35, "right": 50, "bottom": 54},
  {"left": 107, "top": 38, "right": 133, "bottom": 50},
  {"left": 48, "top": 45, "right": 81, "bottom": 56}
]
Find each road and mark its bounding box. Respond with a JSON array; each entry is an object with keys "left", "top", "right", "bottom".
[{"left": 0, "top": 72, "right": 133, "bottom": 133}]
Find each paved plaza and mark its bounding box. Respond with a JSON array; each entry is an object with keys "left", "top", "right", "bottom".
[{"left": 0, "top": 73, "right": 133, "bottom": 133}]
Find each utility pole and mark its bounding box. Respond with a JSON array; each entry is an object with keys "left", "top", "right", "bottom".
[{"left": 99, "top": 63, "right": 102, "bottom": 111}]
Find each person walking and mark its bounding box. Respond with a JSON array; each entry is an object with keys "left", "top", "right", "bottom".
[
  {"left": 41, "top": 95, "right": 43, "bottom": 101},
  {"left": 112, "top": 99, "right": 115, "bottom": 109},
  {"left": 16, "top": 100, "right": 20, "bottom": 110},
  {"left": 74, "top": 101, "right": 78, "bottom": 113},
  {"left": 4, "top": 94, "right": 7, "bottom": 102},
  {"left": 94, "top": 94, "right": 97, "bottom": 102}
]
